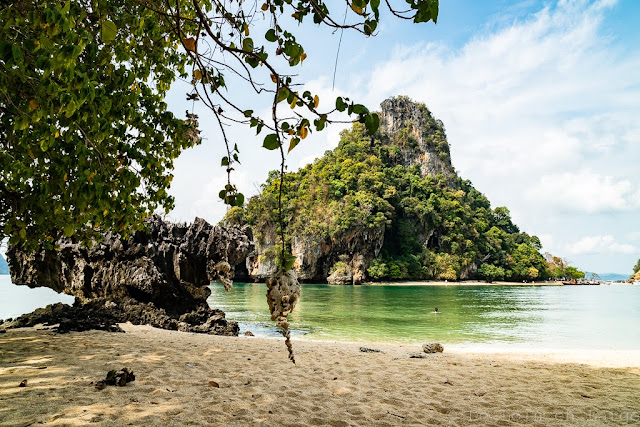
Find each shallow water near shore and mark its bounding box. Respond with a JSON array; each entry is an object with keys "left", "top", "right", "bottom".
[
  {"left": 3, "top": 275, "right": 639, "bottom": 351},
  {"left": 0, "top": 275, "right": 74, "bottom": 320},
  {"left": 208, "top": 282, "right": 640, "bottom": 350}
]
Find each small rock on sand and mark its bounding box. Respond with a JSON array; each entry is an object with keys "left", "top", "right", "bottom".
[
  {"left": 422, "top": 343, "right": 444, "bottom": 353},
  {"left": 359, "top": 347, "right": 382, "bottom": 353}
]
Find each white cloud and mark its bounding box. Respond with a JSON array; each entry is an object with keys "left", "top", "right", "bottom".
[
  {"left": 358, "top": 0, "right": 640, "bottom": 210},
  {"left": 565, "top": 235, "right": 638, "bottom": 255},
  {"left": 525, "top": 170, "right": 639, "bottom": 213}
]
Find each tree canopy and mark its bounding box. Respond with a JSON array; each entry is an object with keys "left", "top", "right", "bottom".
[
  {"left": 237, "top": 121, "right": 552, "bottom": 282},
  {"left": 1, "top": 0, "right": 439, "bottom": 253}
]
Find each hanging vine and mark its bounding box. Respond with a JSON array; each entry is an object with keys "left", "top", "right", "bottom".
[{"left": 148, "top": 0, "right": 438, "bottom": 361}]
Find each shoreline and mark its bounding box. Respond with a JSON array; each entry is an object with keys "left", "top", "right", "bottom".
[
  {"left": 1, "top": 324, "right": 639, "bottom": 426},
  {"left": 361, "top": 280, "right": 564, "bottom": 286}
]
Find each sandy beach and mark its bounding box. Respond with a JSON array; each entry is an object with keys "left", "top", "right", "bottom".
[{"left": 1, "top": 325, "right": 639, "bottom": 426}]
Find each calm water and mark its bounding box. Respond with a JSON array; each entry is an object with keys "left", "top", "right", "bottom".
[
  {"left": 3, "top": 275, "right": 639, "bottom": 350},
  {"left": 0, "top": 275, "right": 74, "bottom": 319},
  {"left": 208, "top": 282, "right": 640, "bottom": 350}
]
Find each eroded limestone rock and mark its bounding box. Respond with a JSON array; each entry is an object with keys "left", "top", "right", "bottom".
[{"left": 6, "top": 216, "right": 250, "bottom": 335}]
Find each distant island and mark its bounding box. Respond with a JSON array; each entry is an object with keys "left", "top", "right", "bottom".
[
  {"left": 226, "top": 97, "right": 583, "bottom": 284},
  {"left": 0, "top": 253, "right": 8, "bottom": 275}
]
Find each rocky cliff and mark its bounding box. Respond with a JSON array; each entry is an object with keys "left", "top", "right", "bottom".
[
  {"left": 238, "top": 96, "right": 549, "bottom": 284},
  {"left": 379, "top": 97, "right": 455, "bottom": 178},
  {"left": 5, "top": 215, "right": 253, "bottom": 334},
  {"left": 241, "top": 97, "right": 462, "bottom": 285}
]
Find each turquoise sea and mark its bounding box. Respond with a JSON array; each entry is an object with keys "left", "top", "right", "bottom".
[
  {"left": 2, "top": 276, "right": 639, "bottom": 350},
  {"left": 208, "top": 282, "right": 640, "bottom": 350}
]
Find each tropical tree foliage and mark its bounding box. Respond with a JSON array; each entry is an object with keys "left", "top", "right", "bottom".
[
  {"left": 239, "top": 122, "right": 551, "bottom": 281},
  {"left": 544, "top": 253, "right": 585, "bottom": 280},
  {"left": 1, "top": 0, "right": 197, "bottom": 249},
  {"left": 1, "top": 0, "right": 439, "bottom": 254}
]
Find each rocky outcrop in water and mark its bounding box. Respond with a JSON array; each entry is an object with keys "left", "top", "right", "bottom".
[
  {"left": 243, "top": 97, "right": 452, "bottom": 285},
  {"left": 6, "top": 215, "right": 251, "bottom": 334},
  {"left": 0, "top": 298, "right": 239, "bottom": 335}
]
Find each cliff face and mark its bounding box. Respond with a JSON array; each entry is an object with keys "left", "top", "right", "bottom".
[
  {"left": 243, "top": 97, "right": 458, "bottom": 284},
  {"left": 7, "top": 216, "right": 253, "bottom": 334},
  {"left": 379, "top": 97, "right": 455, "bottom": 178}
]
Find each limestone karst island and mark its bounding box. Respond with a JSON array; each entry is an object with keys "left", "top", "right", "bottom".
[{"left": 1, "top": 1, "right": 639, "bottom": 426}]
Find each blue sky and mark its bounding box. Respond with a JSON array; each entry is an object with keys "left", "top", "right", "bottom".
[{"left": 163, "top": 0, "right": 640, "bottom": 274}]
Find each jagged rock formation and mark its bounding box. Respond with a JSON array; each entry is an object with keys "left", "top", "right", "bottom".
[
  {"left": 238, "top": 96, "right": 549, "bottom": 284},
  {"left": 379, "top": 97, "right": 455, "bottom": 178},
  {"left": 243, "top": 97, "right": 456, "bottom": 285},
  {"left": 6, "top": 215, "right": 252, "bottom": 334},
  {"left": 247, "top": 225, "right": 384, "bottom": 285},
  {"left": 1, "top": 298, "right": 238, "bottom": 335}
]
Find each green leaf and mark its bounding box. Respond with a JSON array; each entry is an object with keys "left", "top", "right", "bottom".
[
  {"left": 283, "top": 255, "right": 297, "bottom": 271},
  {"left": 364, "top": 113, "right": 380, "bottom": 135},
  {"left": 235, "top": 193, "right": 245, "bottom": 206},
  {"left": 11, "top": 45, "right": 23, "bottom": 63},
  {"left": 63, "top": 225, "right": 74, "bottom": 237},
  {"left": 262, "top": 133, "right": 279, "bottom": 150},
  {"left": 242, "top": 37, "right": 254, "bottom": 52},
  {"left": 265, "top": 28, "right": 277, "bottom": 42},
  {"left": 276, "top": 87, "right": 289, "bottom": 103},
  {"left": 288, "top": 137, "right": 300, "bottom": 153},
  {"left": 101, "top": 20, "right": 117, "bottom": 44},
  {"left": 243, "top": 110, "right": 253, "bottom": 118},
  {"left": 218, "top": 190, "right": 226, "bottom": 200},
  {"left": 221, "top": 156, "right": 229, "bottom": 166}
]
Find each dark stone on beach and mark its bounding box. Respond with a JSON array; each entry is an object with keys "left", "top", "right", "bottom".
[
  {"left": 0, "top": 329, "right": 6, "bottom": 334},
  {"left": 359, "top": 347, "right": 382, "bottom": 353},
  {"left": 407, "top": 352, "right": 429, "bottom": 359},
  {"left": 244, "top": 331, "right": 254, "bottom": 336},
  {"left": 422, "top": 343, "right": 444, "bottom": 353},
  {"left": 3, "top": 298, "right": 239, "bottom": 336},
  {"left": 5, "top": 215, "right": 250, "bottom": 335}
]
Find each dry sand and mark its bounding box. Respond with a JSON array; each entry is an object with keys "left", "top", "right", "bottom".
[{"left": 1, "top": 324, "right": 639, "bottom": 426}]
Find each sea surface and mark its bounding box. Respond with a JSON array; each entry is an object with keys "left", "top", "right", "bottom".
[
  {"left": 2, "top": 275, "right": 639, "bottom": 350},
  {"left": 0, "top": 275, "right": 74, "bottom": 320},
  {"left": 208, "top": 282, "right": 640, "bottom": 350}
]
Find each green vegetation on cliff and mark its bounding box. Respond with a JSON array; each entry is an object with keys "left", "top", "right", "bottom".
[{"left": 232, "top": 101, "right": 551, "bottom": 282}]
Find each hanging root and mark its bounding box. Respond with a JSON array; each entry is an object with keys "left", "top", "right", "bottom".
[
  {"left": 278, "top": 319, "right": 295, "bottom": 364},
  {"left": 266, "top": 269, "right": 300, "bottom": 364}
]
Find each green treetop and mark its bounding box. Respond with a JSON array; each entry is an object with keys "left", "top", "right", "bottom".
[{"left": 1, "top": 0, "right": 439, "bottom": 251}]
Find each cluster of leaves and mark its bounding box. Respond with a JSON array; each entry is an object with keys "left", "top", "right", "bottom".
[
  {"left": 236, "top": 111, "right": 551, "bottom": 282},
  {"left": 0, "top": 0, "right": 198, "bottom": 250},
  {"left": 1, "top": 0, "right": 439, "bottom": 258},
  {"left": 157, "top": 0, "right": 439, "bottom": 240},
  {"left": 544, "top": 254, "right": 585, "bottom": 280}
]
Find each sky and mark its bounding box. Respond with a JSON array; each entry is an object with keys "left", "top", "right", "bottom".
[{"left": 161, "top": 0, "right": 640, "bottom": 275}]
